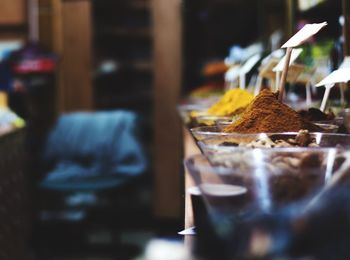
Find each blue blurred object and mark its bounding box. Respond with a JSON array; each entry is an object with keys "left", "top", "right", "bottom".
[
  {"left": 0, "top": 62, "right": 12, "bottom": 91},
  {"left": 33, "top": 110, "right": 151, "bottom": 254},
  {"left": 225, "top": 42, "right": 264, "bottom": 65},
  {"left": 40, "top": 110, "right": 148, "bottom": 191},
  {"left": 0, "top": 41, "right": 23, "bottom": 91}
]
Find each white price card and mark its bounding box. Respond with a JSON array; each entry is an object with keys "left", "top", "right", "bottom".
[
  {"left": 178, "top": 227, "right": 196, "bottom": 236},
  {"left": 240, "top": 54, "right": 262, "bottom": 74},
  {"left": 286, "top": 64, "right": 306, "bottom": 83},
  {"left": 259, "top": 58, "right": 279, "bottom": 79},
  {"left": 281, "top": 22, "right": 327, "bottom": 48},
  {"left": 239, "top": 54, "right": 262, "bottom": 89},
  {"left": 273, "top": 48, "right": 303, "bottom": 72},
  {"left": 316, "top": 68, "right": 350, "bottom": 87},
  {"left": 339, "top": 56, "right": 350, "bottom": 69},
  {"left": 225, "top": 65, "right": 241, "bottom": 89}
]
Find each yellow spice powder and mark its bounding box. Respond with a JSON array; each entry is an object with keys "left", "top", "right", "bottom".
[{"left": 207, "top": 88, "right": 254, "bottom": 116}]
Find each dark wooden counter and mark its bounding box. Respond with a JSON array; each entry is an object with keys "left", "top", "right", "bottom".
[{"left": 0, "top": 128, "right": 28, "bottom": 260}]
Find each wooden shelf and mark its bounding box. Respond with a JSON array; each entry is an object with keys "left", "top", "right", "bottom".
[
  {"left": 95, "top": 91, "right": 152, "bottom": 111},
  {"left": 93, "top": 0, "right": 150, "bottom": 11},
  {"left": 93, "top": 59, "right": 153, "bottom": 73},
  {"left": 129, "top": 0, "right": 150, "bottom": 10},
  {"left": 0, "top": 0, "right": 26, "bottom": 25},
  {"left": 38, "top": 0, "right": 93, "bottom": 112},
  {"left": 126, "top": 60, "right": 152, "bottom": 71},
  {"left": 97, "top": 27, "right": 151, "bottom": 38}
]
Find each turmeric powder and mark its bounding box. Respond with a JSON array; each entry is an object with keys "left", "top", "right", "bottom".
[{"left": 207, "top": 88, "right": 254, "bottom": 116}]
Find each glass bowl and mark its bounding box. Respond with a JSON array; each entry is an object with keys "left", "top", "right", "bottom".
[
  {"left": 312, "top": 117, "right": 344, "bottom": 126},
  {"left": 177, "top": 104, "right": 208, "bottom": 128},
  {"left": 195, "top": 115, "right": 232, "bottom": 127},
  {"left": 342, "top": 108, "right": 350, "bottom": 132},
  {"left": 190, "top": 126, "right": 224, "bottom": 141},
  {"left": 198, "top": 132, "right": 350, "bottom": 156},
  {"left": 216, "top": 119, "right": 233, "bottom": 131},
  {"left": 217, "top": 121, "right": 339, "bottom": 133},
  {"left": 185, "top": 148, "right": 339, "bottom": 217},
  {"left": 191, "top": 124, "right": 344, "bottom": 142},
  {"left": 184, "top": 149, "right": 345, "bottom": 256},
  {"left": 314, "top": 123, "right": 339, "bottom": 133}
]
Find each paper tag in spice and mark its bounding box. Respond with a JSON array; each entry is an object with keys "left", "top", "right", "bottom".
[
  {"left": 316, "top": 68, "right": 350, "bottom": 87},
  {"left": 178, "top": 226, "right": 196, "bottom": 235},
  {"left": 259, "top": 58, "right": 279, "bottom": 79},
  {"left": 240, "top": 54, "right": 262, "bottom": 74},
  {"left": 339, "top": 56, "right": 350, "bottom": 69},
  {"left": 239, "top": 54, "right": 262, "bottom": 88},
  {"left": 281, "top": 22, "right": 327, "bottom": 48},
  {"left": 296, "top": 67, "right": 317, "bottom": 85},
  {"left": 286, "top": 64, "right": 306, "bottom": 83},
  {"left": 225, "top": 65, "right": 240, "bottom": 82},
  {"left": 273, "top": 48, "right": 303, "bottom": 72}
]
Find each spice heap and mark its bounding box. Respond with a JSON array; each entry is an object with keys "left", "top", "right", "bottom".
[
  {"left": 207, "top": 88, "right": 254, "bottom": 116},
  {"left": 298, "top": 108, "right": 335, "bottom": 122},
  {"left": 223, "top": 89, "right": 321, "bottom": 133}
]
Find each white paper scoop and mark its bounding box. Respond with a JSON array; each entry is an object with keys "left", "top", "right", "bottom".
[
  {"left": 274, "top": 48, "right": 303, "bottom": 90},
  {"left": 316, "top": 68, "right": 350, "bottom": 87},
  {"left": 281, "top": 22, "right": 328, "bottom": 48},
  {"left": 278, "top": 22, "right": 327, "bottom": 101},
  {"left": 273, "top": 48, "right": 303, "bottom": 72},
  {"left": 239, "top": 53, "right": 262, "bottom": 89},
  {"left": 316, "top": 68, "right": 350, "bottom": 112}
]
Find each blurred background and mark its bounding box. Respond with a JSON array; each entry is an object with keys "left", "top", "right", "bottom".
[{"left": 0, "top": 0, "right": 347, "bottom": 259}]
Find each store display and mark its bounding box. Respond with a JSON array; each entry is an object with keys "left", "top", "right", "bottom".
[
  {"left": 1, "top": 0, "right": 350, "bottom": 259},
  {"left": 177, "top": 1, "right": 350, "bottom": 259}
]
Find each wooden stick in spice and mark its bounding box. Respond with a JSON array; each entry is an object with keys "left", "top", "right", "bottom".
[
  {"left": 278, "top": 22, "right": 327, "bottom": 101},
  {"left": 320, "top": 84, "right": 333, "bottom": 112},
  {"left": 278, "top": 47, "right": 293, "bottom": 102}
]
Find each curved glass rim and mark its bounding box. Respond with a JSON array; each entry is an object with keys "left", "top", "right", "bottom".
[
  {"left": 198, "top": 132, "right": 350, "bottom": 149},
  {"left": 184, "top": 148, "right": 339, "bottom": 175},
  {"left": 195, "top": 115, "right": 232, "bottom": 120},
  {"left": 191, "top": 125, "right": 342, "bottom": 135}
]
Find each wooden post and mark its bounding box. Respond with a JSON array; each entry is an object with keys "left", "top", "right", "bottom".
[
  {"left": 278, "top": 47, "right": 293, "bottom": 101},
  {"left": 0, "top": 0, "right": 26, "bottom": 25},
  {"left": 152, "top": 0, "right": 183, "bottom": 219},
  {"left": 342, "top": 0, "right": 350, "bottom": 91},
  {"left": 286, "top": 0, "right": 295, "bottom": 38},
  {"left": 58, "top": 0, "right": 93, "bottom": 112},
  {"left": 38, "top": 0, "right": 93, "bottom": 112},
  {"left": 28, "top": 0, "right": 39, "bottom": 42},
  {"left": 343, "top": 0, "right": 350, "bottom": 56}
]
